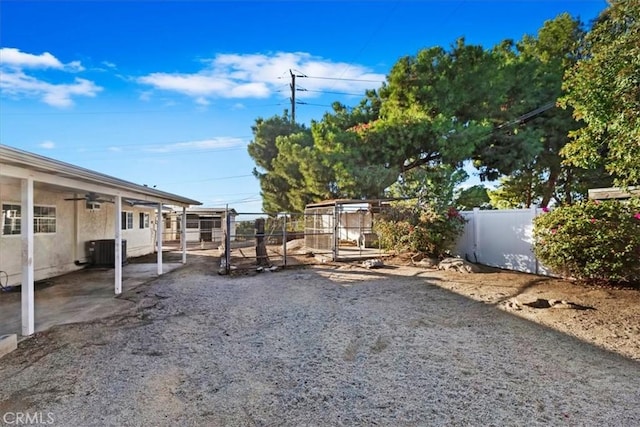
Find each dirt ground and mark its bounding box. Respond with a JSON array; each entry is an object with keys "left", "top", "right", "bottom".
[
  {"left": 234, "top": 245, "right": 640, "bottom": 362},
  {"left": 1, "top": 249, "right": 638, "bottom": 426},
  {"left": 382, "top": 253, "right": 640, "bottom": 362}
]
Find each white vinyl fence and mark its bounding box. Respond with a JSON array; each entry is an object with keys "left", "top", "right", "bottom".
[{"left": 453, "top": 207, "right": 553, "bottom": 276}]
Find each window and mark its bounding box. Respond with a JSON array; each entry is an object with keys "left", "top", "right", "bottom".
[
  {"left": 34, "top": 206, "right": 56, "bottom": 233},
  {"left": 186, "top": 214, "right": 199, "bottom": 229},
  {"left": 139, "top": 212, "right": 150, "bottom": 229},
  {"left": 2, "top": 204, "right": 21, "bottom": 235},
  {"left": 2, "top": 203, "right": 57, "bottom": 235},
  {"left": 121, "top": 211, "right": 133, "bottom": 230},
  {"left": 213, "top": 217, "right": 222, "bottom": 229}
]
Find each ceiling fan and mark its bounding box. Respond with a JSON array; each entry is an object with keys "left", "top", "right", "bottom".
[{"left": 64, "top": 192, "right": 114, "bottom": 203}]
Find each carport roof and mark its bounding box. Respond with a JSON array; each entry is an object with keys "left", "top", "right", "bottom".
[
  {"left": 305, "top": 199, "right": 396, "bottom": 208},
  {"left": 0, "top": 144, "right": 201, "bottom": 207}
]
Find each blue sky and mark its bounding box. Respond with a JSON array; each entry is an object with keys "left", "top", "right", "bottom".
[{"left": 0, "top": 0, "right": 607, "bottom": 213}]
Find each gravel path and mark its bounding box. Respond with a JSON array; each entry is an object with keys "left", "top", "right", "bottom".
[{"left": 1, "top": 259, "right": 639, "bottom": 426}]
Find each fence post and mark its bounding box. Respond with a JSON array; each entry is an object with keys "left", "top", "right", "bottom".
[
  {"left": 282, "top": 214, "right": 287, "bottom": 268},
  {"left": 333, "top": 204, "right": 339, "bottom": 261},
  {"left": 532, "top": 206, "right": 539, "bottom": 275},
  {"left": 472, "top": 207, "right": 480, "bottom": 263},
  {"left": 255, "top": 218, "right": 270, "bottom": 266},
  {"left": 225, "top": 206, "right": 231, "bottom": 274}
]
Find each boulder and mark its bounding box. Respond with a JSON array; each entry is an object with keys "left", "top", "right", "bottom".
[
  {"left": 362, "top": 259, "right": 384, "bottom": 269},
  {"left": 437, "top": 257, "right": 482, "bottom": 273},
  {"left": 416, "top": 257, "right": 439, "bottom": 268}
]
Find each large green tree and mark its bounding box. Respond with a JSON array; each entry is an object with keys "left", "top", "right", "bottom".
[
  {"left": 247, "top": 112, "right": 313, "bottom": 212},
  {"left": 248, "top": 13, "right": 617, "bottom": 213},
  {"left": 561, "top": 0, "right": 640, "bottom": 188},
  {"left": 477, "top": 13, "right": 610, "bottom": 208}
]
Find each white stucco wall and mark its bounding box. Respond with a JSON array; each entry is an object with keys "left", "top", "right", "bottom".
[
  {"left": 77, "top": 202, "right": 156, "bottom": 258},
  {"left": 1, "top": 178, "right": 156, "bottom": 286}
]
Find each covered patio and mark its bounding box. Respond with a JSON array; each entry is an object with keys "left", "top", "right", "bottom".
[
  {"left": 0, "top": 261, "right": 184, "bottom": 337},
  {"left": 0, "top": 144, "right": 201, "bottom": 339}
]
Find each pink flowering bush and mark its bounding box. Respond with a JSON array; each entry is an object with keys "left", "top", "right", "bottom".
[
  {"left": 533, "top": 198, "right": 640, "bottom": 285},
  {"left": 374, "top": 203, "right": 466, "bottom": 257}
]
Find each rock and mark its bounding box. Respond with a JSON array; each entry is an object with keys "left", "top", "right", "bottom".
[
  {"left": 437, "top": 257, "right": 482, "bottom": 273},
  {"left": 524, "top": 298, "right": 553, "bottom": 308},
  {"left": 523, "top": 298, "right": 594, "bottom": 310},
  {"left": 503, "top": 300, "right": 522, "bottom": 311},
  {"left": 314, "top": 254, "right": 331, "bottom": 263},
  {"left": 416, "top": 257, "right": 439, "bottom": 268},
  {"left": 362, "top": 259, "right": 384, "bottom": 269}
]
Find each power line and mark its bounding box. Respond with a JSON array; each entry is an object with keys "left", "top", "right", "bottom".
[
  {"left": 329, "top": 0, "right": 401, "bottom": 89},
  {"left": 296, "top": 88, "right": 365, "bottom": 97},
  {"left": 155, "top": 174, "right": 254, "bottom": 186},
  {"left": 496, "top": 102, "right": 556, "bottom": 129},
  {"left": 295, "top": 102, "right": 334, "bottom": 108},
  {"left": 301, "top": 75, "right": 385, "bottom": 83}
]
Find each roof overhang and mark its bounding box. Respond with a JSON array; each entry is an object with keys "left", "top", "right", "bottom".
[
  {"left": 588, "top": 186, "right": 639, "bottom": 200},
  {"left": 0, "top": 144, "right": 201, "bottom": 208},
  {"left": 305, "top": 199, "right": 395, "bottom": 209}
]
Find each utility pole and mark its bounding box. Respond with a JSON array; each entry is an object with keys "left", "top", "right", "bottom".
[
  {"left": 290, "top": 69, "right": 296, "bottom": 124},
  {"left": 289, "top": 69, "right": 306, "bottom": 124}
]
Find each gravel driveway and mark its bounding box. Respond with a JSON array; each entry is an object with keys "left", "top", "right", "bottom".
[{"left": 1, "top": 258, "right": 639, "bottom": 426}]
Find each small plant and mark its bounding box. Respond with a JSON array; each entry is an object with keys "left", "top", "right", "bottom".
[
  {"left": 533, "top": 198, "right": 640, "bottom": 285},
  {"left": 374, "top": 202, "right": 466, "bottom": 258}
]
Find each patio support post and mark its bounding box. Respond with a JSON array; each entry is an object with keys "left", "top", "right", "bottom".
[
  {"left": 181, "top": 207, "right": 187, "bottom": 264},
  {"left": 157, "top": 203, "right": 163, "bottom": 275},
  {"left": 21, "top": 177, "right": 35, "bottom": 336},
  {"left": 114, "top": 195, "right": 122, "bottom": 295}
]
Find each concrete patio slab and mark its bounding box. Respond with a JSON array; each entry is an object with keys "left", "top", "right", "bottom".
[{"left": 0, "top": 263, "right": 184, "bottom": 338}]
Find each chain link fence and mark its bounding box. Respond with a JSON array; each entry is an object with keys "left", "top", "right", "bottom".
[{"left": 157, "top": 203, "right": 390, "bottom": 273}]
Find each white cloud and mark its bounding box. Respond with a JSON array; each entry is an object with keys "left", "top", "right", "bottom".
[
  {"left": 137, "top": 51, "right": 385, "bottom": 103},
  {"left": 39, "top": 140, "right": 55, "bottom": 149},
  {"left": 0, "top": 47, "right": 100, "bottom": 107},
  {"left": 0, "top": 47, "right": 84, "bottom": 71},
  {"left": 0, "top": 47, "right": 64, "bottom": 69},
  {"left": 144, "top": 137, "right": 246, "bottom": 153}
]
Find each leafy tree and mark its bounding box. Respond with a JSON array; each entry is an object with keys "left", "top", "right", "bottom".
[
  {"left": 477, "top": 13, "right": 601, "bottom": 207},
  {"left": 309, "top": 95, "right": 397, "bottom": 199},
  {"left": 454, "top": 185, "right": 491, "bottom": 210},
  {"left": 561, "top": 0, "right": 640, "bottom": 188},
  {"left": 488, "top": 170, "right": 544, "bottom": 209},
  {"left": 386, "top": 164, "right": 468, "bottom": 210},
  {"left": 248, "top": 14, "right": 615, "bottom": 212},
  {"left": 247, "top": 111, "right": 311, "bottom": 212}
]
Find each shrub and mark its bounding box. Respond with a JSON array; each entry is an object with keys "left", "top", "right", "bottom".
[
  {"left": 374, "top": 202, "right": 466, "bottom": 258},
  {"left": 533, "top": 198, "right": 640, "bottom": 285}
]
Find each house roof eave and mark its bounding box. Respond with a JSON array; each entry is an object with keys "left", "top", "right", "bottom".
[{"left": 0, "top": 144, "right": 202, "bottom": 207}]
